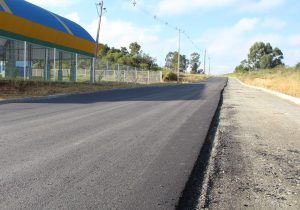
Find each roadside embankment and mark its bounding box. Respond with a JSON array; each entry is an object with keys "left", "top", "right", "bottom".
[{"left": 229, "top": 68, "right": 300, "bottom": 98}]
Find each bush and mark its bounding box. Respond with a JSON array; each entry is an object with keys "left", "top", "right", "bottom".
[
  {"left": 234, "top": 65, "right": 249, "bottom": 73},
  {"left": 162, "top": 70, "right": 178, "bottom": 81},
  {"left": 296, "top": 62, "right": 300, "bottom": 70}
]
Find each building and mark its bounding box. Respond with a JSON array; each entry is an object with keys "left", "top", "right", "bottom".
[{"left": 0, "top": 0, "right": 96, "bottom": 81}]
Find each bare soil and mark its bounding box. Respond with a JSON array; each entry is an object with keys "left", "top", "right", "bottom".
[{"left": 202, "top": 78, "right": 300, "bottom": 209}]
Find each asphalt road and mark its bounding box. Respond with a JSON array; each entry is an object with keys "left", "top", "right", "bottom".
[{"left": 0, "top": 77, "right": 227, "bottom": 210}]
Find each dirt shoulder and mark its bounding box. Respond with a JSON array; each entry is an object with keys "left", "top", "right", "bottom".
[
  {"left": 0, "top": 80, "right": 160, "bottom": 100},
  {"left": 203, "top": 78, "right": 300, "bottom": 209}
]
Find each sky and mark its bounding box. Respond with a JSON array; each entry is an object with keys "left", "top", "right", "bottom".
[{"left": 26, "top": 0, "right": 300, "bottom": 74}]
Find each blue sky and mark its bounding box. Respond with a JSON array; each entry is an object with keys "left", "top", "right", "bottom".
[{"left": 27, "top": 0, "right": 300, "bottom": 74}]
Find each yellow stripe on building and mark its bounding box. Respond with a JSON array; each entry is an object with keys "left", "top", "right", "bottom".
[
  {"left": 0, "top": 0, "right": 12, "bottom": 14},
  {"left": 0, "top": 11, "right": 94, "bottom": 55},
  {"left": 49, "top": 12, "right": 74, "bottom": 36}
]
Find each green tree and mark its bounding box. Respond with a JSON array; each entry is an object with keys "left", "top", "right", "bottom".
[
  {"left": 247, "top": 42, "right": 284, "bottom": 69},
  {"left": 296, "top": 62, "right": 300, "bottom": 69},
  {"left": 190, "top": 52, "right": 201, "bottom": 73},
  {"left": 129, "top": 42, "right": 141, "bottom": 56},
  {"left": 165, "top": 51, "right": 188, "bottom": 72}
]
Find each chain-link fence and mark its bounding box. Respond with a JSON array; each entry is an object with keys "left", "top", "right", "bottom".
[
  {"left": 93, "top": 61, "right": 162, "bottom": 84},
  {"left": 0, "top": 36, "right": 162, "bottom": 84}
]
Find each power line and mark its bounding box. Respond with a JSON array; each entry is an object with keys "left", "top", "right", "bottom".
[
  {"left": 125, "top": 0, "right": 210, "bottom": 73},
  {"left": 126, "top": 0, "right": 204, "bottom": 53}
]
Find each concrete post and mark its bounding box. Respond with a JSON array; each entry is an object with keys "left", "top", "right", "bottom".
[
  {"left": 58, "top": 51, "right": 63, "bottom": 81},
  {"left": 5, "top": 40, "right": 17, "bottom": 79},
  {"left": 135, "top": 67, "right": 138, "bottom": 84},
  {"left": 90, "top": 58, "right": 95, "bottom": 83},
  {"left": 44, "top": 48, "right": 50, "bottom": 81},
  {"left": 23, "top": 41, "right": 27, "bottom": 80},
  {"left": 70, "top": 53, "right": 76, "bottom": 82},
  {"left": 27, "top": 44, "right": 32, "bottom": 79},
  {"left": 53, "top": 48, "right": 56, "bottom": 81}
]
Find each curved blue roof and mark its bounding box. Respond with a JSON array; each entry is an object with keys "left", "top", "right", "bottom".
[{"left": 2, "top": 0, "right": 95, "bottom": 42}]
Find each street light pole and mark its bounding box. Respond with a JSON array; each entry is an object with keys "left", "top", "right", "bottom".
[{"left": 93, "top": 1, "right": 105, "bottom": 83}]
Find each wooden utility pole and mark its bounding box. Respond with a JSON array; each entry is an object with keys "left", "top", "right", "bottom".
[
  {"left": 177, "top": 29, "right": 181, "bottom": 83},
  {"left": 93, "top": 1, "right": 105, "bottom": 83}
]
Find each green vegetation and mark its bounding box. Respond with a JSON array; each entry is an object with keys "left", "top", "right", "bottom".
[
  {"left": 164, "top": 51, "right": 203, "bottom": 74},
  {"left": 162, "top": 69, "right": 208, "bottom": 83},
  {"left": 98, "top": 42, "right": 160, "bottom": 71},
  {"left": 231, "top": 41, "right": 300, "bottom": 97},
  {"left": 164, "top": 51, "right": 189, "bottom": 71},
  {"left": 235, "top": 42, "right": 284, "bottom": 73}
]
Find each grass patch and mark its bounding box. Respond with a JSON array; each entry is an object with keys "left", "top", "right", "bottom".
[
  {"left": 180, "top": 73, "right": 209, "bottom": 83},
  {"left": 228, "top": 68, "right": 300, "bottom": 98},
  {"left": 0, "top": 80, "right": 142, "bottom": 100},
  {"left": 162, "top": 69, "right": 209, "bottom": 83}
]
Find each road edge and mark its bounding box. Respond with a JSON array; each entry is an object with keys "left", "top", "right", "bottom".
[
  {"left": 176, "top": 78, "right": 228, "bottom": 210},
  {"left": 234, "top": 78, "right": 300, "bottom": 106},
  {"left": 0, "top": 79, "right": 212, "bottom": 105}
]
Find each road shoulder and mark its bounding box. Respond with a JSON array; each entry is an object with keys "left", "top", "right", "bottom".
[{"left": 202, "top": 78, "right": 300, "bottom": 209}]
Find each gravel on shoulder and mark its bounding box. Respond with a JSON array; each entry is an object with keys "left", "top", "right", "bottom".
[{"left": 202, "top": 78, "right": 300, "bottom": 209}]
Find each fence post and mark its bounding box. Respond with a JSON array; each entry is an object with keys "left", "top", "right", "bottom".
[
  {"left": 147, "top": 70, "right": 150, "bottom": 84},
  {"left": 75, "top": 53, "right": 78, "bottom": 82},
  {"left": 23, "top": 41, "right": 27, "bottom": 80},
  {"left": 135, "top": 67, "right": 138, "bottom": 84},
  {"left": 160, "top": 71, "right": 163, "bottom": 83},
  {"left": 53, "top": 48, "right": 56, "bottom": 81}
]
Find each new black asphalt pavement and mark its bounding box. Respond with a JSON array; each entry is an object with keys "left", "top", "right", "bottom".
[{"left": 0, "top": 77, "right": 227, "bottom": 210}]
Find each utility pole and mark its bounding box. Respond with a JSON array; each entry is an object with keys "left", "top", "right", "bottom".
[
  {"left": 203, "top": 49, "right": 207, "bottom": 74},
  {"left": 93, "top": 1, "right": 106, "bottom": 83},
  {"left": 177, "top": 28, "right": 181, "bottom": 83}
]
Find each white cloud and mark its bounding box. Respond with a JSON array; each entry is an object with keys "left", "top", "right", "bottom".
[
  {"left": 288, "top": 35, "right": 300, "bottom": 46},
  {"left": 156, "top": 0, "right": 285, "bottom": 15},
  {"left": 239, "top": 0, "right": 285, "bottom": 12},
  {"left": 195, "top": 17, "right": 299, "bottom": 74},
  {"left": 157, "top": 0, "right": 236, "bottom": 15},
  {"left": 85, "top": 17, "right": 160, "bottom": 48},
  {"left": 84, "top": 17, "right": 176, "bottom": 62},
  {"left": 262, "top": 18, "right": 286, "bottom": 30},
  {"left": 202, "top": 18, "right": 260, "bottom": 56},
  {"left": 61, "top": 12, "right": 80, "bottom": 24}
]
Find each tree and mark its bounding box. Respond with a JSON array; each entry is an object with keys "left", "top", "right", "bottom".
[
  {"left": 247, "top": 42, "right": 284, "bottom": 69},
  {"left": 165, "top": 51, "right": 189, "bottom": 72},
  {"left": 190, "top": 52, "right": 201, "bottom": 73},
  {"left": 120, "top": 47, "right": 129, "bottom": 55},
  {"left": 234, "top": 59, "right": 250, "bottom": 73},
  {"left": 129, "top": 42, "right": 141, "bottom": 56},
  {"left": 96, "top": 42, "right": 159, "bottom": 70},
  {"left": 296, "top": 62, "right": 300, "bottom": 69}
]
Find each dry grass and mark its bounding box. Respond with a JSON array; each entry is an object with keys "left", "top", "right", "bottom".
[
  {"left": 0, "top": 80, "right": 141, "bottom": 99},
  {"left": 180, "top": 73, "right": 209, "bottom": 83},
  {"left": 229, "top": 68, "right": 300, "bottom": 98}
]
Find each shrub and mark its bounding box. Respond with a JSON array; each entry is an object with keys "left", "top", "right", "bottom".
[{"left": 163, "top": 71, "right": 178, "bottom": 81}]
